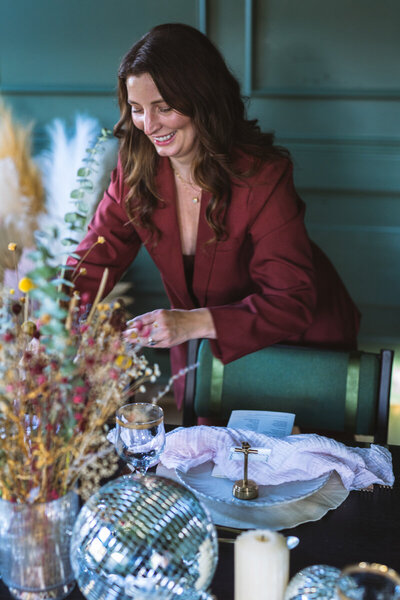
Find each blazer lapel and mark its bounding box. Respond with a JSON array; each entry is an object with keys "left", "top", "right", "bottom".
[
  {"left": 151, "top": 158, "right": 221, "bottom": 309},
  {"left": 192, "top": 189, "right": 218, "bottom": 307}
]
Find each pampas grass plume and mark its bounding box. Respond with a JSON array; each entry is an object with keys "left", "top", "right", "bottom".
[{"left": 0, "top": 101, "right": 44, "bottom": 219}]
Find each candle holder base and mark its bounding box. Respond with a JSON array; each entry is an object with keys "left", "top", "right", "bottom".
[{"left": 233, "top": 479, "right": 259, "bottom": 500}]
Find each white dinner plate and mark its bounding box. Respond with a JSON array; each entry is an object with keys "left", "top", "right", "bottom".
[{"left": 175, "top": 461, "right": 330, "bottom": 507}]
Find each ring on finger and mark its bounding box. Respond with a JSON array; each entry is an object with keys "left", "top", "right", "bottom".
[
  {"left": 148, "top": 337, "right": 156, "bottom": 347},
  {"left": 153, "top": 321, "right": 158, "bottom": 329}
]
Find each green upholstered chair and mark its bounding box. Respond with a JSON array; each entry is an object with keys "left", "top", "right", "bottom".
[{"left": 183, "top": 340, "right": 394, "bottom": 444}]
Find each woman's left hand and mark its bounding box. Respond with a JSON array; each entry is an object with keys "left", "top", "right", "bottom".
[{"left": 124, "top": 308, "right": 216, "bottom": 348}]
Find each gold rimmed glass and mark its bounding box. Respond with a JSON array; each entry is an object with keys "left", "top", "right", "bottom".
[
  {"left": 336, "top": 562, "right": 400, "bottom": 599},
  {"left": 115, "top": 402, "right": 165, "bottom": 476}
]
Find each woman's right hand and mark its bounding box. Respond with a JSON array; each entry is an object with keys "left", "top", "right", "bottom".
[{"left": 124, "top": 307, "right": 216, "bottom": 348}]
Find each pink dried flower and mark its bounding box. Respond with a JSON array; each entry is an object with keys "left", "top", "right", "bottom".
[
  {"left": 73, "top": 395, "right": 84, "bottom": 404},
  {"left": 109, "top": 369, "right": 119, "bottom": 380},
  {"left": 81, "top": 292, "right": 91, "bottom": 305},
  {"left": 3, "top": 332, "right": 14, "bottom": 342},
  {"left": 31, "top": 363, "right": 44, "bottom": 375}
]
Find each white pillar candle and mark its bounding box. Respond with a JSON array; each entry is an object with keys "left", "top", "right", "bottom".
[{"left": 234, "top": 529, "right": 289, "bottom": 600}]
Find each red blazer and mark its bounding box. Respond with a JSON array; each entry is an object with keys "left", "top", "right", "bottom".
[{"left": 69, "top": 155, "right": 360, "bottom": 408}]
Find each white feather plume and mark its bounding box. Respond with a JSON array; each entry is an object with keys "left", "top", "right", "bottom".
[{"left": 37, "top": 114, "right": 118, "bottom": 261}]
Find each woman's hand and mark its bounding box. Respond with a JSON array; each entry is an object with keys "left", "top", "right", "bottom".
[{"left": 124, "top": 308, "right": 216, "bottom": 348}]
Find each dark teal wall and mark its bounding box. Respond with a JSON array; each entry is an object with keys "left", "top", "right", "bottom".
[{"left": 1, "top": 0, "right": 400, "bottom": 346}]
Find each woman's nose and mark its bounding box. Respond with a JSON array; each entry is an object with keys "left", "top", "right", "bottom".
[{"left": 143, "top": 111, "right": 160, "bottom": 135}]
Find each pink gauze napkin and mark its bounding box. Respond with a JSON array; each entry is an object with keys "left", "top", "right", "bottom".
[{"left": 159, "top": 426, "right": 394, "bottom": 491}]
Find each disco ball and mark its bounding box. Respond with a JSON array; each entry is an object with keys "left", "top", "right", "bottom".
[
  {"left": 284, "top": 564, "right": 341, "bottom": 599},
  {"left": 70, "top": 474, "right": 218, "bottom": 600}
]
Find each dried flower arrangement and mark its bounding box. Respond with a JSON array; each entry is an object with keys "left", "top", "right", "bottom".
[{"left": 0, "top": 126, "right": 178, "bottom": 504}]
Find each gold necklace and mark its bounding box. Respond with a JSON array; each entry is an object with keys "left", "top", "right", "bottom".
[{"left": 173, "top": 167, "right": 201, "bottom": 204}]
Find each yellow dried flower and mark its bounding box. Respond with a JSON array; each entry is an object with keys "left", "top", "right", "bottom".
[
  {"left": 97, "top": 236, "right": 105, "bottom": 244},
  {"left": 8, "top": 243, "right": 17, "bottom": 251},
  {"left": 9, "top": 289, "right": 15, "bottom": 295},
  {"left": 115, "top": 355, "right": 133, "bottom": 369},
  {"left": 79, "top": 267, "right": 87, "bottom": 275},
  {"left": 18, "top": 277, "right": 36, "bottom": 294},
  {"left": 21, "top": 321, "right": 37, "bottom": 336}
]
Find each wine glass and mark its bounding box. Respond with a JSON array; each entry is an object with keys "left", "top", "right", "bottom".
[
  {"left": 336, "top": 562, "right": 400, "bottom": 599},
  {"left": 115, "top": 402, "right": 165, "bottom": 476}
]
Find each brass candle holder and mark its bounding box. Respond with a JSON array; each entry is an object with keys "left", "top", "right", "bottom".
[{"left": 232, "top": 441, "right": 259, "bottom": 500}]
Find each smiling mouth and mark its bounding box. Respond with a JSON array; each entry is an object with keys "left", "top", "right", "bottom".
[{"left": 153, "top": 131, "right": 176, "bottom": 144}]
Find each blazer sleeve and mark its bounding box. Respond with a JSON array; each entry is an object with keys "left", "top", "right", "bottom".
[
  {"left": 67, "top": 159, "right": 142, "bottom": 303},
  {"left": 207, "top": 160, "right": 318, "bottom": 363}
]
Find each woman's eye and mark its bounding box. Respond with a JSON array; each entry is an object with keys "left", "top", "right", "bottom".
[
  {"left": 159, "top": 107, "right": 172, "bottom": 113},
  {"left": 131, "top": 107, "right": 142, "bottom": 114}
]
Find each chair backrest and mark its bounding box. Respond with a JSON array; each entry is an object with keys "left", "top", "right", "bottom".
[{"left": 183, "top": 340, "right": 394, "bottom": 444}]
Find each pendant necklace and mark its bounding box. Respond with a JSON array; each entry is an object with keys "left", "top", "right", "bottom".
[{"left": 173, "top": 167, "right": 201, "bottom": 204}]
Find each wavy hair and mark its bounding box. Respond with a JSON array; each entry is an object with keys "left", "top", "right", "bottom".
[{"left": 114, "top": 23, "right": 289, "bottom": 241}]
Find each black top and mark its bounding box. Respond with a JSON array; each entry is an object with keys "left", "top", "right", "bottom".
[{"left": 182, "top": 254, "right": 198, "bottom": 306}]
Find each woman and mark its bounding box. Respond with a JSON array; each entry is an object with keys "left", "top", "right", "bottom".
[{"left": 69, "top": 23, "right": 360, "bottom": 409}]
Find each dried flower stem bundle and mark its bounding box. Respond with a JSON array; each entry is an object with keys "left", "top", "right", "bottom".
[{"left": 0, "top": 280, "right": 163, "bottom": 503}]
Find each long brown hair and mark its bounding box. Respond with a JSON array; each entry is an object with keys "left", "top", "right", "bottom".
[{"left": 114, "top": 23, "right": 289, "bottom": 241}]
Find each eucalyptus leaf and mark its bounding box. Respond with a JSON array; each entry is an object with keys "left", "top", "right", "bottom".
[
  {"left": 61, "top": 238, "right": 79, "bottom": 246},
  {"left": 79, "top": 181, "right": 94, "bottom": 191},
  {"left": 51, "top": 278, "right": 75, "bottom": 288},
  {"left": 70, "top": 189, "right": 85, "bottom": 199},
  {"left": 64, "top": 212, "right": 86, "bottom": 223},
  {"left": 77, "top": 167, "right": 92, "bottom": 177},
  {"left": 75, "top": 201, "right": 89, "bottom": 214}
]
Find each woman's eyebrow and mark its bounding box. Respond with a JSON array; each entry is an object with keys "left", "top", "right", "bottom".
[{"left": 127, "top": 98, "right": 166, "bottom": 105}]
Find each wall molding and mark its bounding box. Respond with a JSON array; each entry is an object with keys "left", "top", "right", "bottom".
[
  {"left": 197, "top": 0, "right": 208, "bottom": 34},
  {"left": 278, "top": 135, "right": 400, "bottom": 149},
  {"left": 244, "top": 0, "right": 400, "bottom": 100},
  {"left": 307, "top": 223, "right": 400, "bottom": 235},
  {"left": 2, "top": 2, "right": 208, "bottom": 95},
  {"left": 300, "top": 186, "right": 400, "bottom": 199},
  {"left": 251, "top": 87, "right": 400, "bottom": 101},
  {"left": 0, "top": 84, "right": 116, "bottom": 96}
]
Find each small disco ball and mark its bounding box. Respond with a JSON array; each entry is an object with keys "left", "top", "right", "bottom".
[
  {"left": 284, "top": 564, "right": 341, "bottom": 600},
  {"left": 70, "top": 474, "right": 218, "bottom": 600}
]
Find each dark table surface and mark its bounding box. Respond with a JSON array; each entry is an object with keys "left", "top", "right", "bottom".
[{"left": 0, "top": 444, "right": 399, "bottom": 600}]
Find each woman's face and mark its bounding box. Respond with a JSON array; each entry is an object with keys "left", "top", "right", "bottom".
[{"left": 126, "top": 73, "right": 198, "bottom": 165}]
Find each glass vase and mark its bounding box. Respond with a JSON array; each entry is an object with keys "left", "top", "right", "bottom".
[{"left": 0, "top": 491, "right": 79, "bottom": 600}]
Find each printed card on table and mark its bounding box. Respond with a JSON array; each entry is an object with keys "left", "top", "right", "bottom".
[{"left": 211, "top": 409, "right": 295, "bottom": 478}]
